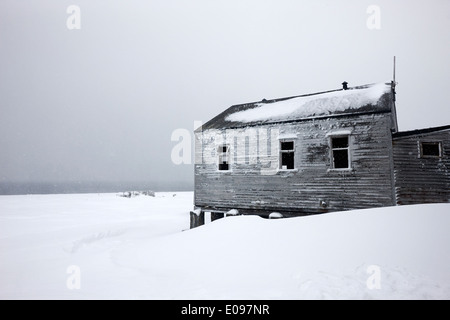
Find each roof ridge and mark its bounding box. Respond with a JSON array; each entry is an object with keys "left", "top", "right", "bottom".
[{"left": 232, "top": 82, "right": 385, "bottom": 107}]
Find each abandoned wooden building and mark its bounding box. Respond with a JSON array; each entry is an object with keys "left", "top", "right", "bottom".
[{"left": 191, "top": 81, "right": 450, "bottom": 228}]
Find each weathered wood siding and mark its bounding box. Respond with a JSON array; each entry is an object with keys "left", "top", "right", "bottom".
[
  {"left": 194, "top": 112, "right": 396, "bottom": 216},
  {"left": 393, "top": 130, "right": 450, "bottom": 205}
]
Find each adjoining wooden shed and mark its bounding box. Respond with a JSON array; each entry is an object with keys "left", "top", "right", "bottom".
[
  {"left": 393, "top": 125, "right": 450, "bottom": 205},
  {"left": 191, "top": 81, "right": 449, "bottom": 228}
]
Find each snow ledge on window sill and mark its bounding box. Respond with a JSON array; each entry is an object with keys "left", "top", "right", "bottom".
[
  {"left": 277, "top": 168, "right": 299, "bottom": 173},
  {"left": 327, "top": 168, "right": 354, "bottom": 173}
]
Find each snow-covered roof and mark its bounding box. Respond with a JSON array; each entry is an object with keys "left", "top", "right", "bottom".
[{"left": 200, "top": 82, "right": 394, "bottom": 130}]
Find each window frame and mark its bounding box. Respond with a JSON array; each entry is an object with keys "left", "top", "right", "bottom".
[
  {"left": 329, "top": 134, "right": 352, "bottom": 171},
  {"left": 217, "top": 144, "right": 231, "bottom": 171},
  {"left": 279, "top": 140, "right": 296, "bottom": 170},
  {"left": 419, "top": 141, "right": 442, "bottom": 159}
]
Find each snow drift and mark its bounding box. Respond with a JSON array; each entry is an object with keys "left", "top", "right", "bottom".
[{"left": 0, "top": 192, "right": 449, "bottom": 299}]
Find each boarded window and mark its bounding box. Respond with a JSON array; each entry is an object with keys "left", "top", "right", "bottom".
[
  {"left": 280, "top": 141, "right": 295, "bottom": 169},
  {"left": 218, "top": 145, "right": 230, "bottom": 171},
  {"left": 331, "top": 136, "right": 350, "bottom": 169},
  {"left": 420, "top": 142, "right": 442, "bottom": 158}
]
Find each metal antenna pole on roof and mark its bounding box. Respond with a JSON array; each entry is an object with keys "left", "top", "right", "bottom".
[
  {"left": 391, "top": 56, "right": 397, "bottom": 93},
  {"left": 393, "top": 56, "right": 396, "bottom": 85},
  {"left": 391, "top": 55, "right": 399, "bottom": 131}
]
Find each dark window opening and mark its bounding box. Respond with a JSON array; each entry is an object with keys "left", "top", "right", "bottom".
[
  {"left": 332, "top": 137, "right": 348, "bottom": 149},
  {"left": 333, "top": 149, "right": 349, "bottom": 169},
  {"left": 218, "top": 145, "right": 230, "bottom": 171},
  {"left": 331, "top": 136, "right": 350, "bottom": 169},
  {"left": 281, "top": 141, "right": 294, "bottom": 151},
  {"left": 421, "top": 142, "right": 441, "bottom": 158},
  {"left": 281, "top": 152, "right": 294, "bottom": 169},
  {"left": 280, "top": 141, "right": 295, "bottom": 170}
]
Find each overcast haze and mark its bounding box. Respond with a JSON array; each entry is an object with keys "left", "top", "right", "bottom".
[{"left": 1, "top": 0, "right": 449, "bottom": 194}]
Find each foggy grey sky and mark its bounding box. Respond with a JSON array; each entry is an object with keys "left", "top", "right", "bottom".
[{"left": 1, "top": 0, "right": 449, "bottom": 192}]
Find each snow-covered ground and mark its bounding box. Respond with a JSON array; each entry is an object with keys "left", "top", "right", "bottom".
[{"left": 0, "top": 192, "right": 449, "bottom": 300}]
